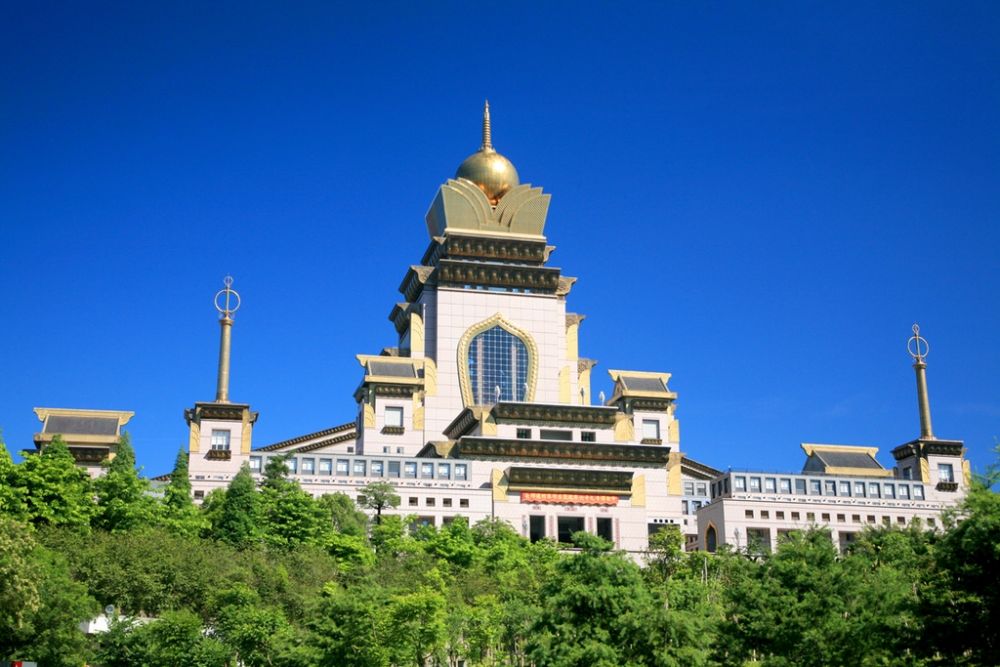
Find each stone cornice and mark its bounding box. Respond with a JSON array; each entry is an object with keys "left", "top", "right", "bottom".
[
  {"left": 443, "top": 407, "right": 485, "bottom": 440},
  {"left": 556, "top": 276, "right": 577, "bottom": 296},
  {"left": 507, "top": 466, "right": 633, "bottom": 492},
  {"left": 577, "top": 358, "right": 598, "bottom": 373},
  {"left": 439, "top": 234, "right": 549, "bottom": 264},
  {"left": 399, "top": 265, "right": 435, "bottom": 303},
  {"left": 437, "top": 259, "right": 561, "bottom": 293},
  {"left": 891, "top": 438, "right": 965, "bottom": 461},
  {"left": 454, "top": 436, "right": 670, "bottom": 466},
  {"left": 185, "top": 402, "right": 257, "bottom": 426},
  {"left": 490, "top": 402, "right": 618, "bottom": 427}
]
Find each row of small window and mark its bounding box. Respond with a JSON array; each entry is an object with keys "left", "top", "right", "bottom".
[
  {"left": 248, "top": 456, "right": 468, "bottom": 480},
  {"left": 515, "top": 428, "right": 597, "bottom": 442},
  {"left": 727, "top": 476, "right": 925, "bottom": 500},
  {"left": 683, "top": 482, "right": 708, "bottom": 497},
  {"left": 743, "top": 508, "right": 937, "bottom": 527},
  {"left": 406, "top": 497, "right": 470, "bottom": 509},
  {"left": 527, "top": 515, "right": 614, "bottom": 544}
]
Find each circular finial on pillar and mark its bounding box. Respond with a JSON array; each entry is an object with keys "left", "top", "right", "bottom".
[
  {"left": 214, "top": 276, "right": 242, "bottom": 320},
  {"left": 907, "top": 323, "right": 929, "bottom": 363}
]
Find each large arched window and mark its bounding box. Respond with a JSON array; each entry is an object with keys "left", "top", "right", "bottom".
[
  {"left": 468, "top": 325, "right": 528, "bottom": 404},
  {"left": 706, "top": 525, "right": 718, "bottom": 553}
]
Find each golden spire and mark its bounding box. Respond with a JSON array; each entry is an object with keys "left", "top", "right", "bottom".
[
  {"left": 481, "top": 100, "right": 493, "bottom": 152},
  {"left": 213, "top": 276, "right": 241, "bottom": 403},
  {"left": 907, "top": 323, "right": 934, "bottom": 439}
]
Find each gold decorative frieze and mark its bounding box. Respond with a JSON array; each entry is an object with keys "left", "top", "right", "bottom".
[
  {"left": 506, "top": 466, "right": 633, "bottom": 492},
  {"left": 437, "top": 259, "right": 561, "bottom": 292},
  {"left": 441, "top": 234, "right": 549, "bottom": 264},
  {"left": 490, "top": 402, "right": 618, "bottom": 426},
  {"left": 205, "top": 449, "right": 232, "bottom": 461},
  {"left": 455, "top": 437, "right": 670, "bottom": 466}
]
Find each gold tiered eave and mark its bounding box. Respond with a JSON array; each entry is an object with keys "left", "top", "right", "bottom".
[{"left": 455, "top": 101, "right": 520, "bottom": 205}]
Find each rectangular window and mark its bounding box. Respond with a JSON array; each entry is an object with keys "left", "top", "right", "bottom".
[
  {"left": 791, "top": 511, "right": 801, "bottom": 521},
  {"left": 723, "top": 478, "right": 730, "bottom": 494},
  {"left": 882, "top": 516, "right": 891, "bottom": 526},
  {"left": 442, "top": 497, "right": 452, "bottom": 507},
  {"left": 408, "top": 497, "right": 418, "bottom": 507},
  {"left": 210, "top": 429, "right": 231, "bottom": 451},
  {"left": 371, "top": 460, "right": 384, "bottom": 477},
  {"left": 761, "top": 510, "right": 770, "bottom": 519},
  {"left": 807, "top": 512, "right": 816, "bottom": 522},
  {"left": 795, "top": 479, "right": 807, "bottom": 495},
  {"left": 336, "top": 459, "right": 349, "bottom": 476},
  {"left": 938, "top": 463, "right": 954, "bottom": 483},
  {"left": 854, "top": 482, "right": 866, "bottom": 496},
  {"left": 735, "top": 476, "right": 747, "bottom": 492},
  {"left": 853, "top": 514, "right": 861, "bottom": 523},
  {"left": 529, "top": 515, "right": 546, "bottom": 543},
  {"left": 516, "top": 428, "right": 532, "bottom": 439},
  {"left": 825, "top": 481, "right": 837, "bottom": 496},
  {"left": 288, "top": 458, "right": 298, "bottom": 474},
  {"left": 822, "top": 513, "right": 831, "bottom": 522},
  {"left": 750, "top": 477, "right": 762, "bottom": 492},
  {"left": 249, "top": 456, "right": 262, "bottom": 471},
  {"left": 454, "top": 464, "right": 468, "bottom": 481},
  {"left": 581, "top": 431, "right": 596, "bottom": 442},
  {"left": 696, "top": 483, "right": 708, "bottom": 496},
  {"left": 897, "top": 516, "right": 906, "bottom": 525},
  {"left": 642, "top": 420, "right": 660, "bottom": 440},
  {"left": 837, "top": 514, "right": 846, "bottom": 523},
  {"left": 776, "top": 511, "right": 785, "bottom": 520},
  {"left": 810, "top": 480, "right": 822, "bottom": 495},
  {"left": 913, "top": 485, "right": 924, "bottom": 500},
  {"left": 540, "top": 429, "right": 572, "bottom": 441},
  {"left": 764, "top": 478, "right": 776, "bottom": 493},
  {"left": 684, "top": 481, "right": 695, "bottom": 496},
  {"left": 382, "top": 446, "right": 390, "bottom": 453},
  {"left": 596, "top": 517, "right": 613, "bottom": 542},
  {"left": 867, "top": 515, "right": 876, "bottom": 524},
  {"left": 426, "top": 497, "right": 435, "bottom": 507},
  {"left": 928, "top": 517, "right": 936, "bottom": 527},
  {"left": 459, "top": 498, "right": 469, "bottom": 508},
  {"left": 421, "top": 463, "right": 435, "bottom": 479},
  {"left": 884, "top": 484, "right": 895, "bottom": 499},
  {"left": 682, "top": 500, "right": 690, "bottom": 515},
  {"left": 388, "top": 461, "right": 401, "bottom": 478},
  {"left": 353, "top": 460, "right": 367, "bottom": 476},
  {"left": 868, "top": 482, "right": 881, "bottom": 498},
  {"left": 319, "top": 458, "right": 332, "bottom": 474},
  {"left": 557, "top": 516, "right": 585, "bottom": 544},
  {"left": 301, "top": 458, "right": 315, "bottom": 474},
  {"left": 899, "top": 485, "right": 910, "bottom": 499},
  {"left": 404, "top": 462, "right": 417, "bottom": 478},
  {"left": 779, "top": 478, "right": 792, "bottom": 493},
  {"left": 396, "top": 447, "right": 404, "bottom": 454},
  {"left": 385, "top": 406, "right": 404, "bottom": 428},
  {"left": 902, "top": 467, "right": 912, "bottom": 480},
  {"left": 437, "top": 463, "right": 451, "bottom": 479},
  {"left": 745, "top": 509, "right": 754, "bottom": 519},
  {"left": 839, "top": 481, "right": 851, "bottom": 496}
]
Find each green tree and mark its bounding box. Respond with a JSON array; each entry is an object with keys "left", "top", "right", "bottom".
[
  {"left": 358, "top": 481, "right": 400, "bottom": 525},
  {"left": 258, "top": 453, "right": 330, "bottom": 548},
  {"left": 93, "top": 433, "right": 157, "bottom": 532},
  {"left": 7, "top": 435, "right": 94, "bottom": 529},
  {"left": 212, "top": 463, "right": 260, "bottom": 548},
  {"left": 318, "top": 492, "right": 369, "bottom": 537},
  {"left": 159, "top": 448, "right": 207, "bottom": 537},
  {"left": 97, "top": 609, "right": 230, "bottom": 667}
]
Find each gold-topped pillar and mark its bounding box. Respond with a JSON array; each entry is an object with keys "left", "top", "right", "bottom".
[
  {"left": 907, "top": 323, "right": 934, "bottom": 439},
  {"left": 214, "top": 276, "right": 241, "bottom": 403}
]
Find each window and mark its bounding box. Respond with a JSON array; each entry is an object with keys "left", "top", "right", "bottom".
[
  {"left": 454, "top": 464, "right": 468, "bottom": 481},
  {"left": 696, "top": 483, "right": 708, "bottom": 496},
  {"left": 928, "top": 517, "right": 936, "bottom": 527},
  {"left": 746, "top": 528, "right": 771, "bottom": 555},
  {"left": 468, "top": 325, "right": 529, "bottom": 403},
  {"left": 288, "top": 458, "right": 298, "bottom": 473},
  {"left": 319, "top": 458, "right": 332, "bottom": 474},
  {"left": 750, "top": 477, "right": 762, "bottom": 492},
  {"left": 371, "top": 460, "right": 384, "bottom": 477},
  {"left": 765, "top": 478, "right": 776, "bottom": 493},
  {"left": 540, "top": 429, "right": 572, "bottom": 441},
  {"left": 581, "top": 431, "right": 596, "bottom": 442},
  {"left": 426, "top": 497, "right": 435, "bottom": 507},
  {"left": 684, "top": 482, "right": 695, "bottom": 496},
  {"left": 437, "top": 463, "right": 451, "bottom": 479},
  {"left": 353, "top": 460, "right": 367, "bottom": 476},
  {"left": 385, "top": 406, "right": 404, "bottom": 428},
  {"left": 839, "top": 481, "right": 851, "bottom": 496},
  {"left": 795, "top": 479, "right": 807, "bottom": 495},
  {"left": 761, "top": 510, "right": 770, "bottom": 519},
  {"left": 806, "top": 512, "right": 816, "bottom": 522},
  {"left": 837, "top": 513, "right": 846, "bottom": 523},
  {"left": 404, "top": 462, "right": 417, "bottom": 478},
  {"left": 899, "top": 485, "right": 910, "bottom": 499},
  {"left": 596, "top": 517, "right": 613, "bottom": 542},
  {"left": 706, "top": 525, "right": 717, "bottom": 552},
  {"left": 388, "top": 461, "right": 401, "bottom": 478},
  {"left": 735, "top": 477, "right": 747, "bottom": 491},
  {"left": 529, "top": 515, "right": 546, "bottom": 543},
  {"left": 854, "top": 482, "right": 866, "bottom": 496},
  {"left": 249, "top": 456, "right": 262, "bottom": 471},
  {"left": 442, "top": 497, "right": 452, "bottom": 508},
  {"left": 682, "top": 500, "right": 689, "bottom": 515},
  {"left": 301, "top": 458, "right": 315, "bottom": 474},
  {"left": 347, "top": 446, "right": 354, "bottom": 453},
  {"left": 791, "top": 512, "right": 801, "bottom": 521},
  {"left": 853, "top": 514, "right": 861, "bottom": 523},
  {"left": 776, "top": 511, "right": 785, "bottom": 520},
  {"left": 336, "top": 459, "right": 349, "bottom": 476},
  {"left": 821, "top": 513, "right": 831, "bottom": 522},
  {"left": 913, "top": 485, "right": 924, "bottom": 500},
  {"left": 194, "top": 490, "right": 204, "bottom": 500},
  {"left": 210, "top": 429, "right": 231, "bottom": 451},
  {"left": 421, "top": 463, "right": 434, "bottom": 479},
  {"left": 642, "top": 420, "right": 660, "bottom": 440},
  {"left": 516, "top": 428, "right": 531, "bottom": 439},
  {"left": 779, "top": 478, "right": 792, "bottom": 493},
  {"left": 723, "top": 478, "right": 730, "bottom": 494},
  {"left": 382, "top": 446, "right": 390, "bottom": 453},
  {"left": 459, "top": 498, "right": 469, "bottom": 508},
  {"left": 884, "top": 484, "right": 895, "bottom": 499},
  {"left": 825, "top": 481, "right": 837, "bottom": 496},
  {"left": 938, "top": 463, "right": 954, "bottom": 483},
  {"left": 810, "top": 480, "right": 822, "bottom": 495},
  {"left": 868, "top": 482, "right": 881, "bottom": 498},
  {"left": 902, "top": 467, "right": 912, "bottom": 480},
  {"left": 396, "top": 447, "right": 404, "bottom": 454},
  {"left": 745, "top": 510, "right": 754, "bottom": 519},
  {"left": 408, "top": 497, "right": 418, "bottom": 507},
  {"left": 882, "top": 516, "right": 891, "bottom": 526},
  {"left": 867, "top": 515, "right": 876, "bottom": 524},
  {"left": 897, "top": 516, "right": 906, "bottom": 525},
  {"left": 557, "top": 516, "right": 585, "bottom": 544}
]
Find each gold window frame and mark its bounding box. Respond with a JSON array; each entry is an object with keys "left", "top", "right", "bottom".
[{"left": 457, "top": 313, "right": 538, "bottom": 407}]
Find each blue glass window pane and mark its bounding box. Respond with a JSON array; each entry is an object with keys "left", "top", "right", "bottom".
[{"left": 468, "top": 326, "right": 528, "bottom": 404}]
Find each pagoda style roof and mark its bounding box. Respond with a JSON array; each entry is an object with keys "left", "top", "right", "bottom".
[
  {"left": 33, "top": 407, "right": 134, "bottom": 448},
  {"left": 800, "top": 443, "right": 891, "bottom": 478}
]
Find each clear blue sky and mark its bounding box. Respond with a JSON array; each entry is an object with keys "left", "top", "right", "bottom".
[{"left": 2, "top": 2, "right": 997, "bottom": 478}]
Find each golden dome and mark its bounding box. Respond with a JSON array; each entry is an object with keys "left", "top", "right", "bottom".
[{"left": 455, "top": 101, "right": 519, "bottom": 205}]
